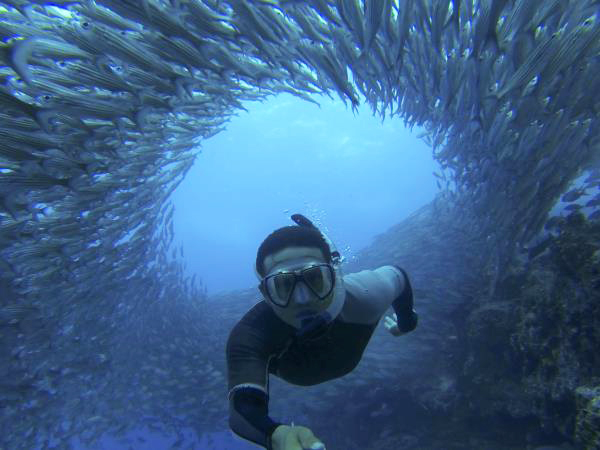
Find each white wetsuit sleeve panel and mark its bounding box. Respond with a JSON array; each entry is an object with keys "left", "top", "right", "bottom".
[{"left": 342, "top": 265, "right": 406, "bottom": 325}]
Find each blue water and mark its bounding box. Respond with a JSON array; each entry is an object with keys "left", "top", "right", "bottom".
[{"left": 69, "top": 428, "right": 256, "bottom": 449}]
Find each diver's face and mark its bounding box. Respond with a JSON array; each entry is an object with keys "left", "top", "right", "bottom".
[{"left": 261, "top": 246, "right": 334, "bottom": 322}]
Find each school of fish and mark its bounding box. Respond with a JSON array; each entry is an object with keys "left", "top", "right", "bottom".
[{"left": 1, "top": 0, "right": 599, "bottom": 448}]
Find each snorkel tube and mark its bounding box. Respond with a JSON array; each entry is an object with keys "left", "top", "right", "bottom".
[{"left": 290, "top": 214, "right": 341, "bottom": 265}]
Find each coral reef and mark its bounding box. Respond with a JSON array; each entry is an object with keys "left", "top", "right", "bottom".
[
  {"left": 458, "top": 211, "right": 600, "bottom": 447},
  {"left": 575, "top": 386, "right": 600, "bottom": 448}
]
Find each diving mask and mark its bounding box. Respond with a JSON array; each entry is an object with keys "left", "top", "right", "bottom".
[{"left": 262, "top": 263, "right": 335, "bottom": 308}]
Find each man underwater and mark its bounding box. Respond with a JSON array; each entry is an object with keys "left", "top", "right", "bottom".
[{"left": 226, "top": 214, "right": 418, "bottom": 450}]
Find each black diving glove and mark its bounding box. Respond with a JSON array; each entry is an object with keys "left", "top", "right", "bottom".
[
  {"left": 389, "top": 265, "right": 418, "bottom": 334},
  {"left": 396, "top": 309, "right": 418, "bottom": 333}
]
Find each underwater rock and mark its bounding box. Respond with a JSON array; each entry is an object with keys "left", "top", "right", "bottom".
[{"left": 454, "top": 211, "right": 600, "bottom": 446}]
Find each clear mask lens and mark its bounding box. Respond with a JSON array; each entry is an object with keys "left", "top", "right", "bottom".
[{"left": 264, "top": 264, "right": 334, "bottom": 307}]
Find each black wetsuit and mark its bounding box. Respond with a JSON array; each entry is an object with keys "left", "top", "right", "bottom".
[{"left": 226, "top": 266, "right": 416, "bottom": 449}]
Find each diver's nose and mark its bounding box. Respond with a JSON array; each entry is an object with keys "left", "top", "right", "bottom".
[{"left": 291, "top": 282, "right": 313, "bottom": 305}]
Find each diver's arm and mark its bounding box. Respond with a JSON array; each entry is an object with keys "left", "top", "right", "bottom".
[
  {"left": 389, "top": 265, "right": 418, "bottom": 333},
  {"left": 229, "top": 385, "right": 282, "bottom": 449},
  {"left": 226, "top": 302, "right": 290, "bottom": 449}
]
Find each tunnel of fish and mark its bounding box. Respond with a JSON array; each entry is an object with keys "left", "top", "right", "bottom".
[{"left": 0, "top": 0, "right": 599, "bottom": 449}]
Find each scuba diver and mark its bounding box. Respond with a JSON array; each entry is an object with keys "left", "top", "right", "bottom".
[{"left": 226, "top": 214, "right": 418, "bottom": 450}]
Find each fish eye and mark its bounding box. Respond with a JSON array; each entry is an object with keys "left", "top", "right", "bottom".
[{"left": 82, "top": 21, "right": 89, "bottom": 28}]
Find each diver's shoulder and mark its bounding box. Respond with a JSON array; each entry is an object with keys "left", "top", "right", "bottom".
[
  {"left": 239, "top": 299, "right": 272, "bottom": 322},
  {"left": 341, "top": 266, "right": 404, "bottom": 323},
  {"left": 343, "top": 266, "right": 398, "bottom": 291},
  {"left": 341, "top": 269, "right": 384, "bottom": 323},
  {"left": 228, "top": 300, "right": 281, "bottom": 344},
  {"left": 343, "top": 266, "right": 404, "bottom": 292},
  {"left": 235, "top": 299, "right": 292, "bottom": 332}
]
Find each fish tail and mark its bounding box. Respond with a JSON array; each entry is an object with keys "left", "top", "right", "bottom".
[{"left": 10, "top": 37, "right": 38, "bottom": 85}]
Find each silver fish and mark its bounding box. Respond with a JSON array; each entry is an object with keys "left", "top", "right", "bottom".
[
  {"left": 494, "top": 28, "right": 560, "bottom": 99},
  {"left": 362, "top": 0, "right": 386, "bottom": 55}
]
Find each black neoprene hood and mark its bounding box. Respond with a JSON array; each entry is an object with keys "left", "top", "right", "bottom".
[{"left": 255, "top": 225, "right": 332, "bottom": 277}]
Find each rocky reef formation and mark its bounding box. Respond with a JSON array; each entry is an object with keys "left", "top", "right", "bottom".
[
  {"left": 575, "top": 386, "right": 600, "bottom": 448},
  {"left": 452, "top": 211, "right": 600, "bottom": 448}
]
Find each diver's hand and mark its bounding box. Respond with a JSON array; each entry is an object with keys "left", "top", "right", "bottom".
[
  {"left": 384, "top": 311, "right": 418, "bottom": 336},
  {"left": 384, "top": 313, "right": 403, "bottom": 336},
  {"left": 271, "top": 424, "right": 326, "bottom": 450}
]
